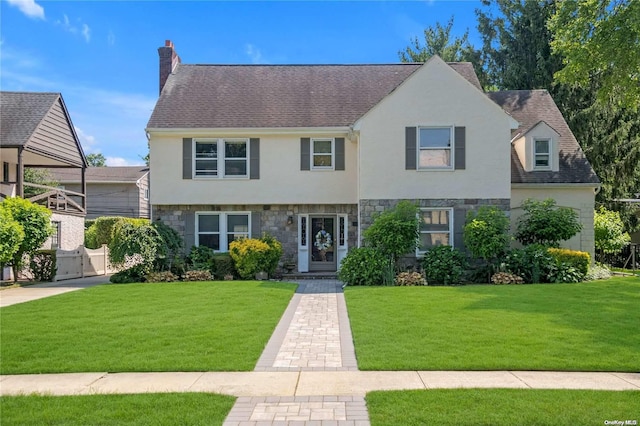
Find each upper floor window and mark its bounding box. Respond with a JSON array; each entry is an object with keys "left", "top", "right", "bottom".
[
  {"left": 534, "top": 139, "right": 551, "bottom": 170},
  {"left": 418, "top": 208, "right": 453, "bottom": 255},
  {"left": 2, "top": 162, "right": 9, "bottom": 182},
  {"left": 143, "top": 188, "right": 150, "bottom": 201},
  {"left": 312, "top": 138, "right": 334, "bottom": 170},
  {"left": 418, "top": 127, "right": 453, "bottom": 169},
  {"left": 194, "top": 138, "right": 248, "bottom": 178}
]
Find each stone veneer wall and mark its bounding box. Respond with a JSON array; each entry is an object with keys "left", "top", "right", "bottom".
[{"left": 154, "top": 204, "right": 359, "bottom": 265}]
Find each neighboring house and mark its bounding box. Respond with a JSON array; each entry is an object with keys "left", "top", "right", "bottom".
[
  {"left": 48, "top": 167, "right": 150, "bottom": 219},
  {"left": 1, "top": 91, "right": 88, "bottom": 279},
  {"left": 147, "top": 40, "right": 599, "bottom": 273}
]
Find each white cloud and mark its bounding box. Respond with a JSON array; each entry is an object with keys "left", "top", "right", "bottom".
[
  {"left": 106, "top": 157, "right": 145, "bottom": 167},
  {"left": 245, "top": 43, "right": 265, "bottom": 64},
  {"left": 82, "top": 24, "right": 91, "bottom": 43},
  {"left": 6, "top": 0, "right": 45, "bottom": 20},
  {"left": 74, "top": 126, "right": 98, "bottom": 153}
]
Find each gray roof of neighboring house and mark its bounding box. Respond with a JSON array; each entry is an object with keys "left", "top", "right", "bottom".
[
  {"left": 488, "top": 90, "right": 600, "bottom": 185},
  {"left": 1, "top": 91, "right": 61, "bottom": 147},
  {"left": 147, "top": 62, "right": 482, "bottom": 129},
  {"left": 49, "top": 166, "right": 149, "bottom": 183}
]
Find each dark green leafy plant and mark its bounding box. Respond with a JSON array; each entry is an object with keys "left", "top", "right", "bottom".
[
  {"left": 188, "top": 245, "right": 215, "bottom": 273},
  {"left": 363, "top": 200, "right": 420, "bottom": 266},
  {"left": 213, "top": 253, "right": 237, "bottom": 279},
  {"left": 152, "top": 221, "right": 183, "bottom": 272},
  {"left": 421, "top": 245, "right": 467, "bottom": 286},
  {"left": 504, "top": 244, "right": 555, "bottom": 284},
  {"left": 108, "top": 222, "right": 160, "bottom": 275},
  {"left": 29, "top": 250, "right": 57, "bottom": 282},
  {"left": 464, "top": 206, "right": 511, "bottom": 265},
  {"left": 109, "top": 265, "right": 147, "bottom": 284},
  {"left": 338, "top": 247, "right": 391, "bottom": 286},
  {"left": 515, "top": 199, "right": 582, "bottom": 247}
]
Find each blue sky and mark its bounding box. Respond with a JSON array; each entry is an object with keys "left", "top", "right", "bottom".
[{"left": 1, "top": 0, "right": 483, "bottom": 166}]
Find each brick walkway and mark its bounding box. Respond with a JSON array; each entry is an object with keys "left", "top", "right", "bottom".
[{"left": 225, "top": 280, "right": 368, "bottom": 425}]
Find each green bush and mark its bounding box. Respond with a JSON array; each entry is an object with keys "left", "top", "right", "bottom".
[
  {"left": 29, "top": 250, "right": 57, "bottom": 282},
  {"left": 108, "top": 222, "right": 160, "bottom": 275},
  {"left": 92, "top": 217, "right": 149, "bottom": 248},
  {"left": 594, "top": 206, "right": 631, "bottom": 255},
  {"left": 338, "top": 247, "right": 390, "bottom": 286},
  {"left": 84, "top": 225, "right": 98, "bottom": 249},
  {"left": 213, "top": 253, "right": 237, "bottom": 278},
  {"left": 515, "top": 199, "right": 582, "bottom": 247},
  {"left": 421, "top": 245, "right": 467, "bottom": 285},
  {"left": 464, "top": 206, "right": 511, "bottom": 265},
  {"left": 152, "top": 221, "right": 184, "bottom": 272},
  {"left": 229, "top": 235, "right": 282, "bottom": 279},
  {"left": 363, "top": 200, "right": 420, "bottom": 265},
  {"left": 547, "top": 248, "right": 590, "bottom": 277},
  {"left": 504, "top": 244, "right": 555, "bottom": 283},
  {"left": 109, "top": 265, "right": 147, "bottom": 284},
  {"left": 547, "top": 260, "right": 584, "bottom": 283},
  {"left": 260, "top": 233, "right": 283, "bottom": 275},
  {"left": 188, "top": 245, "right": 216, "bottom": 274}
]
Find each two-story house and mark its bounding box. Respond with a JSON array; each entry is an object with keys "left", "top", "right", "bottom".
[{"left": 147, "top": 41, "right": 599, "bottom": 273}]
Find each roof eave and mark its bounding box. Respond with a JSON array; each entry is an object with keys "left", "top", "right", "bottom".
[{"left": 146, "top": 126, "right": 353, "bottom": 136}]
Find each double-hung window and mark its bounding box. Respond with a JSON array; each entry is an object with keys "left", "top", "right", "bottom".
[
  {"left": 194, "top": 138, "right": 248, "bottom": 178},
  {"left": 418, "top": 208, "right": 453, "bottom": 254},
  {"left": 312, "top": 138, "right": 334, "bottom": 170},
  {"left": 418, "top": 127, "right": 453, "bottom": 169},
  {"left": 534, "top": 139, "right": 551, "bottom": 170},
  {"left": 196, "top": 212, "right": 250, "bottom": 252}
]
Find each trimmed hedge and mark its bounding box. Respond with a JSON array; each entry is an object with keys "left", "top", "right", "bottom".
[{"left": 547, "top": 248, "right": 590, "bottom": 276}]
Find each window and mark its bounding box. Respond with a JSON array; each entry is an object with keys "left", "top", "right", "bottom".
[
  {"left": 418, "top": 208, "right": 453, "bottom": 254},
  {"left": 312, "top": 138, "right": 334, "bottom": 169},
  {"left": 51, "top": 221, "right": 61, "bottom": 249},
  {"left": 534, "top": 139, "right": 551, "bottom": 169},
  {"left": 418, "top": 127, "right": 453, "bottom": 169},
  {"left": 143, "top": 188, "right": 149, "bottom": 201},
  {"left": 2, "top": 162, "right": 9, "bottom": 182},
  {"left": 196, "top": 212, "right": 250, "bottom": 251},
  {"left": 194, "top": 139, "right": 248, "bottom": 178}
]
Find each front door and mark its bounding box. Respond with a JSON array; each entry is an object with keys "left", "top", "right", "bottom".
[{"left": 309, "top": 216, "right": 337, "bottom": 271}]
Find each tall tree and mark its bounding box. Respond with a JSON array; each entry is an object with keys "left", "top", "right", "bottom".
[
  {"left": 549, "top": 0, "right": 640, "bottom": 110},
  {"left": 398, "top": 16, "right": 488, "bottom": 88},
  {"left": 86, "top": 153, "right": 107, "bottom": 167}
]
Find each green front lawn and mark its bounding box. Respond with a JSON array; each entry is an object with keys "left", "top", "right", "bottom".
[
  {"left": 0, "top": 281, "right": 296, "bottom": 374},
  {"left": 0, "top": 393, "right": 235, "bottom": 426},
  {"left": 366, "top": 389, "right": 640, "bottom": 426},
  {"left": 345, "top": 277, "right": 639, "bottom": 371}
]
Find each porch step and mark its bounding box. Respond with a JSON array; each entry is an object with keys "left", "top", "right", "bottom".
[{"left": 281, "top": 272, "right": 339, "bottom": 280}]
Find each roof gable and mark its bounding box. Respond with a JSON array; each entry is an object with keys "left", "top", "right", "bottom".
[{"left": 49, "top": 166, "right": 149, "bottom": 183}]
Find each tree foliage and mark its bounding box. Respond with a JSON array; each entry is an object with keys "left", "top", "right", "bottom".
[
  {"left": 549, "top": 0, "right": 640, "bottom": 110},
  {"left": 86, "top": 153, "right": 107, "bottom": 167},
  {"left": 463, "top": 206, "right": 511, "bottom": 264},
  {"left": 23, "top": 168, "right": 58, "bottom": 198},
  {"left": 0, "top": 205, "right": 25, "bottom": 268},
  {"left": 515, "top": 199, "right": 582, "bottom": 247},
  {"left": 363, "top": 201, "right": 420, "bottom": 265},
  {"left": 594, "top": 206, "right": 631, "bottom": 255},
  {"left": 108, "top": 221, "right": 160, "bottom": 275},
  {"left": 1, "top": 197, "right": 53, "bottom": 281}
]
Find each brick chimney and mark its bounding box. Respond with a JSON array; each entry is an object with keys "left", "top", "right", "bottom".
[{"left": 158, "top": 40, "right": 181, "bottom": 95}]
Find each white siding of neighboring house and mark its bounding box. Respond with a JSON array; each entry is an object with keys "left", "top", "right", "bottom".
[
  {"left": 511, "top": 186, "right": 597, "bottom": 261},
  {"left": 149, "top": 133, "right": 358, "bottom": 205},
  {"left": 47, "top": 212, "right": 84, "bottom": 251},
  {"left": 357, "top": 56, "right": 514, "bottom": 201}
]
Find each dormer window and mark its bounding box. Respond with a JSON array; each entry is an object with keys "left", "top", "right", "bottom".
[{"left": 534, "top": 138, "right": 551, "bottom": 170}]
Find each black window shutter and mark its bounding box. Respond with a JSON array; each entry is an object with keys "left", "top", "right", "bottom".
[
  {"left": 251, "top": 212, "right": 262, "bottom": 238},
  {"left": 454, "top": 127, "right": 466, "bottom": 170},
  {"left": 184, "top": 211, "right": 196, "bottom": 251},
  {"left": 453, "top": 208, "right": 467, "bottom": 251},
  {"left": 335, "top": 138, "right": 345, "bottom": 170},
  {"left": 250, "top": 138, "right": 260, "bottom": 179},
  {"left": 301, "top": 138, "right": 310, "bottom": 170},
  {"left": 405, "top": 127, "right": 417, "bottom": 170},
  {"left": 183, "top": 138, "right": 193, "bottom": 179}
]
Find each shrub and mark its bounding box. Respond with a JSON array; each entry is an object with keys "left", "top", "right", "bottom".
[
  {"left": 464, "top": 206, "right": 511, "bottom": 266},
  {"left": 594, "top": 206, "right": 631, "bottom": 255},
  {"left": 585, "top": 264, "right": 612, "bottom": 281},
  {"left": 547, "top": 248, "right": 590, "bottom": 277},
  {"left": 109, "top": 265, "right": 146, "bottom": 284},
  {"left": 504, "top": 244, "right": 555, "bottom": 283},
  {"left": 229, "top": 235, "right": 282, "bottom": 279},
  {"left": 338, "top": 247, "right": 390, "bottom": 286},
  {"left": 213, "top": 253, "right": 237, "bottom": 279},
  {"left": 29, "top": 250, "right": 57, "bottom": 282},
  {"left": 0, "top": 205, "right": 24, "bottom": 268},
  {"left": 547, "top": 261, "right": 584, "bottom": 283},
  {"left": 395, "top": 271, "right": 427, "bottom": 286},
  {"left": 84, "top": 224, "right": 98, "bottom": 249},
  {"left": 145, "top": 271, "right": 178, "bottom": 283},
  {"left": 491, "top": 272, "right": 524, "bottom": 285},
  {"left": 188, "top": 245, "right": 216, "bottom": 274},
  {"left": 152, "top": 221, "right": 183, "bottom": 272},
  {"left": 363, "top": 200, "right": 420, "bottom": 265},
  {"left": 184, "top": 270, "right": 212, "bottom": 281},
  {"left": 421, "top": 245, "right": 467, "bottom": 286},
  {"left": 108, "top": 222, "right": 161, "bottom": 275},
  {"left": 515, "top": 199, "right": 582, "bottom": 247},
  {"left": 92, "top": 217, "right": 149, "bottom": 248}
]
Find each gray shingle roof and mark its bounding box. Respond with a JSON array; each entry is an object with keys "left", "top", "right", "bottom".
[
  {"left": 147, "top": 63, "right": 481, "bottom": 129},
  {"left": 488, "top": 90, "right": 600, "bottom": 185},
  {"left": 49, "top": 166, "right": 149, "bottom": 183},
  {"left": 0, "top": 91, "right": 60, "bottom": 147}
]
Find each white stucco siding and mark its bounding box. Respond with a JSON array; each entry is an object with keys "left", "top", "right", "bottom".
[
  {"left": 357, "top": 58, "right": 513, "bottom": 200},
  {"left": 48, "top": 212, "right": 85, "bottom": 251},
  {"left": 150, "top": 133, "right": 358, "bottom": 205},
  {"left": 511, "top": 186, "right": 597, "bottom": 260}
]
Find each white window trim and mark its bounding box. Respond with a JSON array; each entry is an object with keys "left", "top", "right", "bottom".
[
  {"left": 416, "top": 207, "right": 454, "bottom": 257},
  {"left": 311, "top": 138, "right": 335, "bottom": 171},
  {"left": 193, "top": 138, "right": 250, "bottom": 179},
  {"left": 195, "top": 211, "right": 251, "bottom": 252},
  {"left": 533, "top": 138, "right": 552, "bottom": 171},
  {"left": 417, "top": 126, "right": 454, "bottom": 171},
  {"left": 143, "top": 188, "right": 149, "bottom": 201}
]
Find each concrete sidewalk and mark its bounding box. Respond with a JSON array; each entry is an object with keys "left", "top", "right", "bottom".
[{"left": 0, "top": 275, "right": 109, "bottom": 308}]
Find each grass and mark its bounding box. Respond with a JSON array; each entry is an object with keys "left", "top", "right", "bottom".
[
  {"left": 0, "top": 281, "right": 297, "bottom": 374},
  {"left": 0, "top": 393, "right": 235, "bottom": 425},
  {"left": 345, "top": 277, "right": 640, "bottom": 371},
  {"left": 366, "top": 389, "right": 640, "bottom": 426}
]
